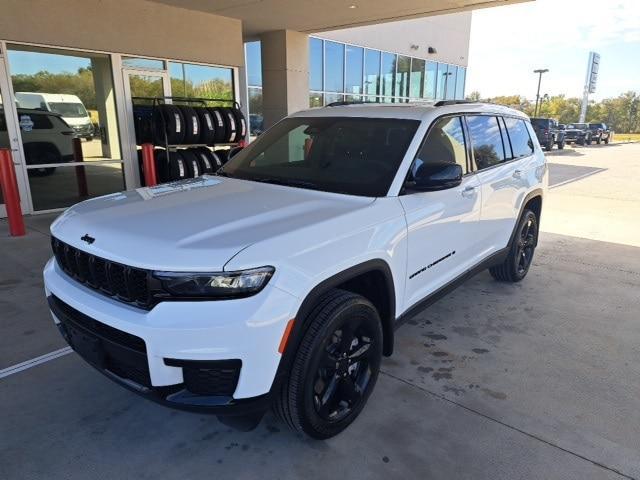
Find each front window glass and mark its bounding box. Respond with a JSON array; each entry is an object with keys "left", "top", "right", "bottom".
[
  {"left": 412, "top": 116, "right": 467, "bottom": 178},
  {"left": 220, "top": 117, "right": 419, "bottom": 197},
  {"left": 466, "top": 115, "right": 506, "bottom": 170}
]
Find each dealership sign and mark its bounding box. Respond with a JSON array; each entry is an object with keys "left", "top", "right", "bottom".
[{"left": 586, "top": 51, "right": 600, "bottom": 94}]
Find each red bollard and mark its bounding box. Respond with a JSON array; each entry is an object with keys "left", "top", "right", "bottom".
[
  {"left": 141, "top": 143, "right": 157, "bottom": 186},
  {"left": 0, "top": 149, "right": 26, "bottom": 237},
  {"left": 73, "top": 138, "right": 89, "bottom": 198}
]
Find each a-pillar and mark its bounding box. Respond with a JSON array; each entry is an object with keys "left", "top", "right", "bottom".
[{"left": 260, "top": 30, "right": 309, "bottom": 129}]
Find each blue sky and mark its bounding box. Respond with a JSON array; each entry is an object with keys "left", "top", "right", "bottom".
[{"left": 466, "top": 0, "right": 640, "bottom": 101}]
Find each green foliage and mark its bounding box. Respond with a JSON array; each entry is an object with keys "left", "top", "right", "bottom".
[{"left": 468, "top": 90, "right": 640, "bottom": 133}]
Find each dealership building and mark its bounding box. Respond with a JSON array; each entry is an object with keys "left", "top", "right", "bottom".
[{"left": 0, "top": 0, "right": 517, "bottom": 217}]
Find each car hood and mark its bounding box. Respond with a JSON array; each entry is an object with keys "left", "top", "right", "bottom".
[
  {"left": 63, "top": 116, "right": 91, "bottom": 127},
  {"left": 50, "top": 176, "right": 374, "bottom": 272}
]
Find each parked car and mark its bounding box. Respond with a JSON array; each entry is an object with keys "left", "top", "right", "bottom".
[
  {"left": 0, "top": 107, "right": 75, "bottom": 176},
  {"left": 530, "top": 117, "right": 565, "bottom": 151},
  {"left": 588, "top": 122, "right": 611, "bottom": 144},
  {"left": 564, "top": 123, "right": 592, "bottom": 145},
  {"left": 15, "top": 92, "right": 94, "bottom": 140},
  {"left": 44, "top": 101, "right": 547, "bottom": 439}
]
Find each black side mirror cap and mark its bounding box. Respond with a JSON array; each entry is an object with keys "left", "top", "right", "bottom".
[{"left": 405, "top": 162, "right": 463, "bottom": 192}]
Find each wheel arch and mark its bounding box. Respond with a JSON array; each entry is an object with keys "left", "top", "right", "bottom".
[{"left": 271, "top": 259, "right": 396, "bottom": 395}]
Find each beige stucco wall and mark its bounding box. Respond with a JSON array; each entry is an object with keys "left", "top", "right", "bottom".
[
  {"left": 0, "top": 0, "right": 244, "bottom": 67},
  {"left": 316, "top": 12, "right": 471, "bottom": 67}
]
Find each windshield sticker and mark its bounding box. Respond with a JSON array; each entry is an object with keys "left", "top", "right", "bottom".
[
  {"left": 19, "top": 115, "right": 34, "bottom": 132},
  {"left": 135, "top": 176, "right": 221, "bottom": 200}
]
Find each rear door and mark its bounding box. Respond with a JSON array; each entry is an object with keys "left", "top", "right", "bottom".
[
  {"left": 400, "top": 115, "right": 483, "bottom": 310},
  {"left": 469, "top": 115, "right": 536, "bottom": 253}
]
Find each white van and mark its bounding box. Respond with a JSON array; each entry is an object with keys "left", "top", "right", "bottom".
[{"left": 15, "top": 92, "right": 94, "bottom": 140}]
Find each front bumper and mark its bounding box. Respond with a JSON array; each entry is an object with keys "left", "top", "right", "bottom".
[{"left": 43, "top": 257, "right": 298, "bottom": 413}]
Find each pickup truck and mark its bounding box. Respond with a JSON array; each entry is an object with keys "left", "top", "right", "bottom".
[
  {"left": 530, "top": 117, "right": 565, "bottom": 151},
  {"left": 564, "top": 123, "right": 591, "bottom": 145},
  {"left": 588, "top": 123, "right": 611, "bottom": 144}
]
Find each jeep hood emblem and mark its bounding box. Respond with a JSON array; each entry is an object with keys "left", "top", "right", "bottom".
[{"left": 80, "top": 234, "right": 95, "bottom": 245}]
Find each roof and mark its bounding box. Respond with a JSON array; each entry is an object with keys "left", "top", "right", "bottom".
[{"left": 291, "top": 102, "right": 529, "bottom": 122}]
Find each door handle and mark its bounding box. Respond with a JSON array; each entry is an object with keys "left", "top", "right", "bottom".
[
  {"left": 513, "top": 169, "right": 523, "bottom": 179},
  {"left": 461, "top": 186, "right": 476, "bottom": 198}
]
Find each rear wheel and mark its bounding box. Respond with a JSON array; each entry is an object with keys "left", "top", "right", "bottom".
[
  {"left": 489, "top": 209, "right": 538, "bottom": 282},
  {"left": 545, "top": 140, "right": 554, "bottom": 151},
  {"left": 274, "top": 289, "right": 382, "bottom": 439},
  {"left": 557, "top": 138, "right": 565, "bottom": 150},
  {"left": 604, "top": 137, "right": 609, "bottom": 144}
]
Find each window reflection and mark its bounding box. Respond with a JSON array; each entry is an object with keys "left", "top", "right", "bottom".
[
  {"left": 169, "top": 62, "right": 234, "bottom": 105},
  {"left": 395, "top": 56, "right": 411, "bottom": 99},
  {"left": 425, "top": 62, "right": 438, "bottom": 100},
  {"left": 364, "top": 49, "right": 380, "bottom": 96},
  {"left": 410, "top": 58, "right": 425, "bottom": 98},
  {"left": 345, "top": 46, "right": 363, "bottom": 95},
  {"left": 248, "top": 87, "right": 264, "bottom": 135},
  {"left": 27, "top": 163, "right": 125, "bottom": 210},
  {"left": 467, "top": 115, "right": 506, "bottom": 170},
  {"left": 381, "top": 53, "right": 396, "bottom": 97},
  {"left": 309, "top": 38, "right": 324, "bottom": 91}
]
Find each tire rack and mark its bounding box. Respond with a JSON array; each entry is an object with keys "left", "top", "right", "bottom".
[{"left": 131, "top": 96, "right": 245, "bottom": 186}]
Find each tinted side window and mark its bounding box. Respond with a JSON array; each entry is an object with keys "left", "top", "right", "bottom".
[
  {"left": 31, "top": 115, "right": 54, "bottom": 130},
  {"left": 504, "top": 117, "right": 534, "bottom": 158},
  {"left": 411, "top": 116, "right": 467, "bottom": 178},
  {"left": 466, "top": 115, "right": 505, "bottom": 170}
]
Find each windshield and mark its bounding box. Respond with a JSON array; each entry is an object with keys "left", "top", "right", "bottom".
[
  {"left": 568, "top": 123, "right": 587, "bottom": 129},
  {"left": 48, "top": 102, "right": 88, "bottom": 118},
  {"left": 589, "top": 124, "right": 602, "bottom": 130},
  {"left": 219, "top": 116, "right": 419, "bottom": 197},
  {"left": 530, "top": 119, "right": 548, "bottom": 128}
]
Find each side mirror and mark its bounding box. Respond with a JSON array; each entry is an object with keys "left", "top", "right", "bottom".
[{"left": 406, "top": 162, "right": 463, "bottom": 192}]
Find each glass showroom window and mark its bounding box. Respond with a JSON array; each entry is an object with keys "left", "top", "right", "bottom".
[
  {"left": 409, "top": 58, "right": 425, "bottom": 99},
  {"left": 245, "top": 41, "right": 264, "bottom": 136},
  {"left": 395, "top": 56, "right": 411, "bottom": 99},
  {"left": 424, "top": 61, "right": 438, "bottom": 100},
  {"left": 381, "top": 52, "right": 396, "bottom": 98},
  {"left": 309, "top": 37, "right": 324, "bottom": 92},
  {"left": 445, "top": 65, "right": 457, "bottom": 100},
  {"left": 7, "top": 44, "right": 123, "bottom": 211},
  {"left": 456, "top": 67, "right": 466, "bottom": 99},
  {"left": 324, "top": 41, "right": 345, "bottom": 93},
  {"left": 345, "top": 45, "right": 363, "bottom": 97},
  {"left": 364, "top": 49, "right": 380, "bottom": 98},
  {"left": 169, "top": 61, "right": 234, "bottom": 105}
]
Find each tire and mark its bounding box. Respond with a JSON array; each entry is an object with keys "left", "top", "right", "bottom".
[
  {"left": 596, "top": 136, "right": 602, "bottom": 145},
  {"left": 208, "top": 107, "right": 228, "bottom": 144},
  {"left": 177, "top": 106, "right": 200, "bottom": 145},
  {"left": 194, "top": 107, "right": 216, "bottom": 145},
  {"left": 231, "top": 107, "right": 247, "bottom": 142},
  {"left": 158, "top": 150, "right": 189, "bottom": 181},
  {"left": 586, "top": 135, "right": 592, "bottom": 146},
  {"left": 153, "top": 104, "right": 185, "bottom": 146},
  {"left": 604, "top": 137, "right": 609, "bottom": 144},
  {"left": 221, "top": 107, "right": 239, "bottom": 143},
  {"left": 273, "top": 289, "right": 383, "bottom": 439},
  {"left": 194, "top": 147, "right": 222, "bottom": 172},
  {"left": 215, "top": 149, "right": 230, "bottom": 165},
  {"left": 180, "top": 148, "right": 202, "bottom": 178},
  {"left": 489, "top": 209, "right": 538, "bottom": 283},
  {"left": 132, "top": 106, "right": 154, "bottom": 145},
  {"left": 545, "top": 140, "right": 553, "bottom": 151},
  {"left": 557, "top": 139, "right": 565, "bottom": 150}
]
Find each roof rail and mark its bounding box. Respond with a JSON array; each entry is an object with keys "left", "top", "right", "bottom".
[
  {"left": 325, "top": 101, "right": 367, "bottom": 107},
  {"left": 433, "top": 100, "right": 478, "bottom": 107}
]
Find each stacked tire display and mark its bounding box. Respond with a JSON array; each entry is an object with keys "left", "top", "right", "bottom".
[{"left": 133, "top": 100, "right": 246, "bottom": 185}]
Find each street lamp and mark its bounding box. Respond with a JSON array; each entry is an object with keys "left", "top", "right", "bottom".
[{"left": 533, "top": 68, "right": 549, "bottom": 116}]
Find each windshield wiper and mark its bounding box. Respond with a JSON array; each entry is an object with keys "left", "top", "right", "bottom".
[{"left": 251, "top": 177, "right": 321, "bottom": 190}]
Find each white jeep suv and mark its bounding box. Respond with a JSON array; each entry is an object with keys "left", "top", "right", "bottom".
[{"left": 44, "top": 101, "right": 547, "bottom": 439}]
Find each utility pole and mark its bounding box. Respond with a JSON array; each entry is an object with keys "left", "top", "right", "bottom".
[{"left": 533, "top": 68, "right": 549, "bottom": 117}]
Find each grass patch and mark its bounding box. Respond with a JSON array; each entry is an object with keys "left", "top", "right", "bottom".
[{"left": 613, "top": 133, "right": 640, "bottom": 142}]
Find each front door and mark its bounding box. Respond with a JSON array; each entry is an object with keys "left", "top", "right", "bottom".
[
  {"left": 399, "top": 115, "right": 483, "bottom": 311},
  {"left": 121, "top": 69, "right": 171, "bottom": 187}
]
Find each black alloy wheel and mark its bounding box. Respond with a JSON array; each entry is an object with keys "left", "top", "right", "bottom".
[
  {"left": 274, "top": 289, "right": 382, "bottom": 439},
  {"left": 489, "top": 209, "right": 538, "bottom": 282},
  {"left": 312, "top": 315, "right": 376, "bottom": 422},
  {"left": 514, "top": 212, "right": 537, "bottom": 276}
]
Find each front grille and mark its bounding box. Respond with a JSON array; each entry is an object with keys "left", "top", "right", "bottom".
[{"left": 52, "top": 237, "right": 151, "bottom": 309}]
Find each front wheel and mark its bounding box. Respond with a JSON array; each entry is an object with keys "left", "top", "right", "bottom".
[
  {"left": 545, "top": 139, "right": 554, "bottom": 151},
  {"left": 557, "top": 139, "right": 565, "bottom": 150},
  {"left": 596, "top": 136, "right": 602, "bottom": 144},
  {"left": 274, "top": 289, "right": 382, "bottom": 439},
  {"left": 604, "top": 137, "right": 610, "bottom": 144},
  {"left": 489, "top": 209, "right": 538, "bottom": 282}
]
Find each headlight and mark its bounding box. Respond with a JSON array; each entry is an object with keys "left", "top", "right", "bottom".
[{"left": 153, "top": 266, "right": 274, "bottom": 299}]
